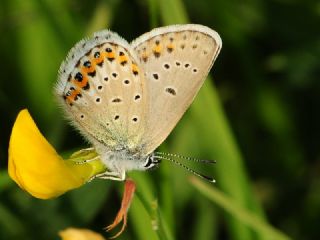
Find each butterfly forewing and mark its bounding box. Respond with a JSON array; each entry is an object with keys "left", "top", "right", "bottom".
[
  {"left": 131, "top": 25, "right": 222, "bottom": 154},
  {"left": 56, "top": 31, "right": 148, "bottom": 150}
]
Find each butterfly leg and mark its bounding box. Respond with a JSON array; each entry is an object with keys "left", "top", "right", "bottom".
[
  {"left": 90, "top": 170, "right": 126, "bottom": 181},
  {"left": 72, "top": 156, "right": 100, "bottom": 164},
  {"left": 77, "top": 147, "right": 95, "bottom": 153}
]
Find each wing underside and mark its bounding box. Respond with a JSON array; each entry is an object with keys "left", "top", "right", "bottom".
[{"left": 131, "top": 24, "right": 222, "bottom": 154}]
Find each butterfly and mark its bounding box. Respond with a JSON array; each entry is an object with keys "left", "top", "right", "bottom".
[{"left": 55, "top": 24, "right": 221, "bottom": 182}]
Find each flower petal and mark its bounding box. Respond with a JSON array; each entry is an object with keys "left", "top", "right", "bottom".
[
  {"left": 59, "top": 228, "right": 106, "bottom": 240},
  {"left": 8, "top": 109, "right": 106, "bottom": 199}
]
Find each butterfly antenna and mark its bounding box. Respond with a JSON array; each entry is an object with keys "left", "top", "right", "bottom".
[
  {"left": 155, "top": 152, "right": 216, "bottom": 164},
  {"left": 153, "top": 156, "right": 216, "bottom": 183}
]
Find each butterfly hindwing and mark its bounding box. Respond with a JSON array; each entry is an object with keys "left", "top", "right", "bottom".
[{"left": 56, "top": 30, "right": 148, "bottom": 150}]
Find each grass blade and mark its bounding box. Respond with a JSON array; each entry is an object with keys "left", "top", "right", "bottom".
[{"left": 191, "top": 177, "right": 292, "bottom": 240}]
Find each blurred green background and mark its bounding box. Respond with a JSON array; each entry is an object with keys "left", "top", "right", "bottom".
[{"left": 1, "top": 0, "right": 319, "bottom": 239}]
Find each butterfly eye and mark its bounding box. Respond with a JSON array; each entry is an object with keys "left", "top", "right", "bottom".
[{"left": 143, "top": 154, "right": 160, "bottom": 169}]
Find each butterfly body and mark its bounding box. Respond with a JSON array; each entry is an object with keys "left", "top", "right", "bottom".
[{"left": 56, "top": 24, "right": 221, "bottom": 180}]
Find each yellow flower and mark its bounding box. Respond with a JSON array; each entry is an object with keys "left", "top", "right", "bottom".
[
  {"left": 8, "top": 109, "right": 135, "bottom": 238},
  {"left": 59, "top": 228, "right": 106, "bottom": 240},
  {"left": 8, "top": 109, "right": 106, "bottom": 199}
]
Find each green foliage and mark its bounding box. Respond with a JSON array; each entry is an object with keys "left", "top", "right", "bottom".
[{"left": 1, "top": 0, "right": 319, "bottom": 239}]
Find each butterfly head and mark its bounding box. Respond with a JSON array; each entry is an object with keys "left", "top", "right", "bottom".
[
  {"left": 96, "top": 146, "right": 160, "bottom": 173},
  {"left": 143, "top": 153, "right": 161, "bottom": 170}
]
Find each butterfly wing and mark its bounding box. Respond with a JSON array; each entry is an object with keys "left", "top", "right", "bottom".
[
  {"left": 55, "top": 30, "right": 148, "bottom": 151},
  {"left": 131, "top": 24, "right": 222, "bottom": 154}
]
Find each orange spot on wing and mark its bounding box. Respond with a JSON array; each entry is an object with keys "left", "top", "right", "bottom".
[
  {"left": 93, "top": 54, "right": 104, "bottom": 65},
  {"left": 167, "top": 43, "right": 174, "bottom": 49},
  {"left": 141, "top": 52, "right": 148, "bottom": 62},
  {"left": 73, "top": 74, "right": 88, "bottom": 88},
  {"left": 107, "top": 52, "right": 115, "bottom": 59},
  {"left": 66, "top": 89, "right": 81, "bottom": 103},
  {"left": 131, "top": 63, "right": 139, "bottom": 74},
  {"left": 119, "top": 55, "right": 127, "bottom": 63},
  {"left": 153, "top": 45, "right": 162, "bottom": 53},
  {"left": 81, "top": 65, "right": 95, "bottom": 74}
]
